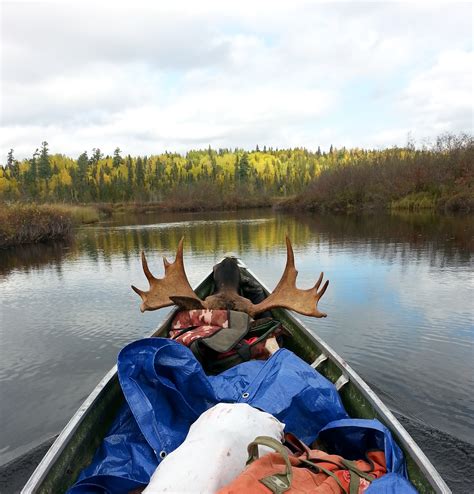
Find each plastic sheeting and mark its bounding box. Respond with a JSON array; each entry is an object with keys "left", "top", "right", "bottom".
[
  {"left": 69, "top": 338, "right": 417, "bottom": 493},
  {"left": 69, "top": 404, "right": 157, "bottom": 487},
  {"left": 318, "top": 419, "right": 407, "bottom": 476},
  {"left": 318, "top": 419, "right": 418, "bottom": 493},
  {"left": 366, "top": 474, "right": 419, "bottom": 494},
  {"left": 69, "top": 338, "right": 347, "bottom": 493}
]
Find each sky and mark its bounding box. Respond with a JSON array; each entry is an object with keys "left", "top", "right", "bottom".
[{"left": 0, "top": 0, "right": 473, "bottom": 160}]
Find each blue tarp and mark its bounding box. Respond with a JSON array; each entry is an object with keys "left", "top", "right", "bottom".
[
  {"left": 69, "top": 337, "right": 416, "bottom": 493},
  {"left": 366, "top": 474, "right": 419, "bottom": 494},
  {"left": 318, "top": 418, "right": 407, "bottom": 476},
  {"left": 317, "top": 419, "right": 417, "bottom": 492},
  {"left": 69, "top": 338, "right": 347, "bottom": 492}
]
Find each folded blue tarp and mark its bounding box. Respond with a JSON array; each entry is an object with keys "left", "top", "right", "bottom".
[
  {"left": 70, "top": 338, "right": 347, "bottom": 492},
  {"left": 69, "top": 338, "right": 416, "bottom": 493}
]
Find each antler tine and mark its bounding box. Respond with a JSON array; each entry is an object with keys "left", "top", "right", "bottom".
[
  {"left": 141, "top": 252, "right": 156, "bottom": 282},
  {"left": 131, "top": 237, "right": 204, "bottom": 312},
  {"left": 316, "top": 276, "right": 329, "bottom": 299},
  {"left": 314, "top": 272, "right": 323, "bottom": 291},
  {"left": 176, "top": 236, "right": 185, "bottom": 263},
  {"left": 249, "top": 236, "right": 329, "bottom": 318},
  {"left": 131, "top": 284, "right": 145, "bottom": 297},
  {"left": 272, "top": 235, "right": 297, "bottom": 291},
  {"left": 285, "top": 234, "right": 295, "bottom": 268},
  {"left": 163, "top": 236, "right": 184, "bottom": 269}
]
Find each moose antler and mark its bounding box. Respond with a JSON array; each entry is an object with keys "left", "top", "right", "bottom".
[
  {"left": 249, "top": 236, "right": 329, "bottom": 318},
  {"left": 132, "top": 236, "right": 329, "bottom": 318},
  {"left": 131, "top": 237, "right": 204, "bottom": 312}
]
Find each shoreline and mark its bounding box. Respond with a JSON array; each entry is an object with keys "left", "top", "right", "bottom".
[{"left": 1, "top": 197, "right": 472, "bottom": 249}]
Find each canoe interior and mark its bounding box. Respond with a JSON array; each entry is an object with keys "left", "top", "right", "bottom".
[{"left": 29, "top": 268, "right": 440, "bottom": 493}]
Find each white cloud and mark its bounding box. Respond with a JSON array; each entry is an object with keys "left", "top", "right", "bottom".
[
  {"left": 0, "top": 1, "right": 472, "bottom": 159},
  {"left": 399, "top": 50, "right": 473, "bottom": 134}
]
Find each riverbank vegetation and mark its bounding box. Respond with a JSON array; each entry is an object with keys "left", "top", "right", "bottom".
[
  {"left": 0, "top": 204, "right": 112, "bottom": 248},
  {"left": 0, "top": 134, "right": 472, "bottom": 247},
  {"left": 282, "top": 134, "right": 473, "bottom": 213},
  {"left": 2, "top": 134, "right": 470, "bottom": 210},
  {"left": 2, "top": 210, "right": 471, "bottom": 276},
  {"left": 148, "top": 182, "right": 272, "bottom": 212},
  {"left": 0, "top": 204, "right": 73, "bottom": 248}
]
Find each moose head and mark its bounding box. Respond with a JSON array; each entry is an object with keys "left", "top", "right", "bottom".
[{"left": 131, "top": 236, "right": 329, "bottom": 318}]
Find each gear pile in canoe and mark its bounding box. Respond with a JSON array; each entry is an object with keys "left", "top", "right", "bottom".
[
  {"left": 23, "top": 238, "right": 449, "bottom": 493},
  {"left": 65, "top": 239, "right": 416, "bottom": 494}
]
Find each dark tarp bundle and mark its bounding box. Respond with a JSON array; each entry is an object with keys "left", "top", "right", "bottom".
[
  {"left": 318, "top": 419, "right": 407, "bottom": 476},
  {"left": 69, "top": 338, "right": 416, "bottom": 493},
  {"left": 318, "top": 419, "right": 417, "bottom": 493}
]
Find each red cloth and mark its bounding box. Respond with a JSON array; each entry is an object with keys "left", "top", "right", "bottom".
[{"left": 169, "top": 310, "right": 229, "bottom": 347}]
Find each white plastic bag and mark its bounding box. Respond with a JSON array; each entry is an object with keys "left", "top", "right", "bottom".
[{"left": 143, "top": 402, "right": 284, "bottom": 494}]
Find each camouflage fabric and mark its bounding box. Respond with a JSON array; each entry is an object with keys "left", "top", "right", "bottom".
[{"left": 170, "top": 310, "right": 229, "bottom": 347}]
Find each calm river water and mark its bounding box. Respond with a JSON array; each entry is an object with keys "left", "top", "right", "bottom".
[{"left": 1, "top": 210, "right": 473, "bottom": 491}]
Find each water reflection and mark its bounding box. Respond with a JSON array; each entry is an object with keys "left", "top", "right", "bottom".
[
  {"left": 0, "top": 241, "right": 71, "bottom": 278},
  {"left": 0, "top": 210, "right": 473, "bottom": 472},
  {"left": 293, "top": 212, "right": 473, "bottom": 267},
  {"left": 1, "top": 211, "right": 471, "bottom": 277}
]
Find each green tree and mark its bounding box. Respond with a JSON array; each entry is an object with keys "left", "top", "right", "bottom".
[
  {"left": 7, "top": 149, "right": 14, "bottom": 168},
  {"left": 237, "top": 153, "right": 251, "bottom": 182},
  {"left": 7, "top": 149, "right": 20, "bottom": 180},
  {"left": 90, "top": 148, "right": 103, "bottom": 165},
  {"left": 75, "top": 151, "right": 89, "bottom": 200},
  {"left": 126, "top": 156, "right": 134, "bottom": 199},
  {"left": 113, "top": 147, "right": 123, "bottom": 168},
  {"left": 26, "top": 148, "right": 39, "bottom": 197},
  {"left": 233, "top": 154, "right": 240, "bottom": 182},
  {"left": 38, "top": 141, "right": 52, "bottom": 180},
  {"left": 98, "top": 168, "right": 106, "bottom": 200},
  {"left": 136, "top": 156, "right": 145, "bottom": 189}
]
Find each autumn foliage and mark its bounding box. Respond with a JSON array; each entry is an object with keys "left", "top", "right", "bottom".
[
  {"left": 282, "top": 134, "right": 474, "bottom": 213},
  {"left": 1, "top": 134, "right": 472, "bottom": 213},
  {"left": 0, "top": 144, "right": 322, "bottom": 203}
]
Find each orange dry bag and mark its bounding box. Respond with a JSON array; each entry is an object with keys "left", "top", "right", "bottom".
[{"left": 218, "top": 435, "right": 387, "bottom": 494}]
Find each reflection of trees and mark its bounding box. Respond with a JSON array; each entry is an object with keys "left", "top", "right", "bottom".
[
  {"left": 0, "top": 240, "right": 71, "bottom": 277},
  {"left": 290, "top": 212, "right": 473, "bottom": 267},
  {"left": 77, "top": 211, "right": 312, "bottom": 260},
  {"left": 1, "top": 210, "right": 471, "bottom": 277}
]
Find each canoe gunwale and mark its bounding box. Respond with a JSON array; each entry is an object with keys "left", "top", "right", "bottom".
[
  {"left": 22, "top": 261, "right": 450, "bottom": 493},
  {"left": 21, "top": 365, "right": 118, "bottom": 493}
]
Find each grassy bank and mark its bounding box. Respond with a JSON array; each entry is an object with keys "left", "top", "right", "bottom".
[
  {"left": 0, "top": 204, "right": 73, "bottom": 248},
  {"left": 0, "top": 203, "right": 115, "bottom": 248},
  {"left": 0, "top": 189, "right": 272, "bottom": 247},
  {"left": 281, "top": 134, "right": 474, "bottom": 213},
  {"left": 50, "top": 204, "right": 101, "bottom": 224}
]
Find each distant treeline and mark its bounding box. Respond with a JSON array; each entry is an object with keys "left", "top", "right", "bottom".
[
  {"left": 0, "top": 134, "right": 472, "bottom": 212},
  {"left": 0, "top": 144, "right": 328, "bottom": 202}
]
